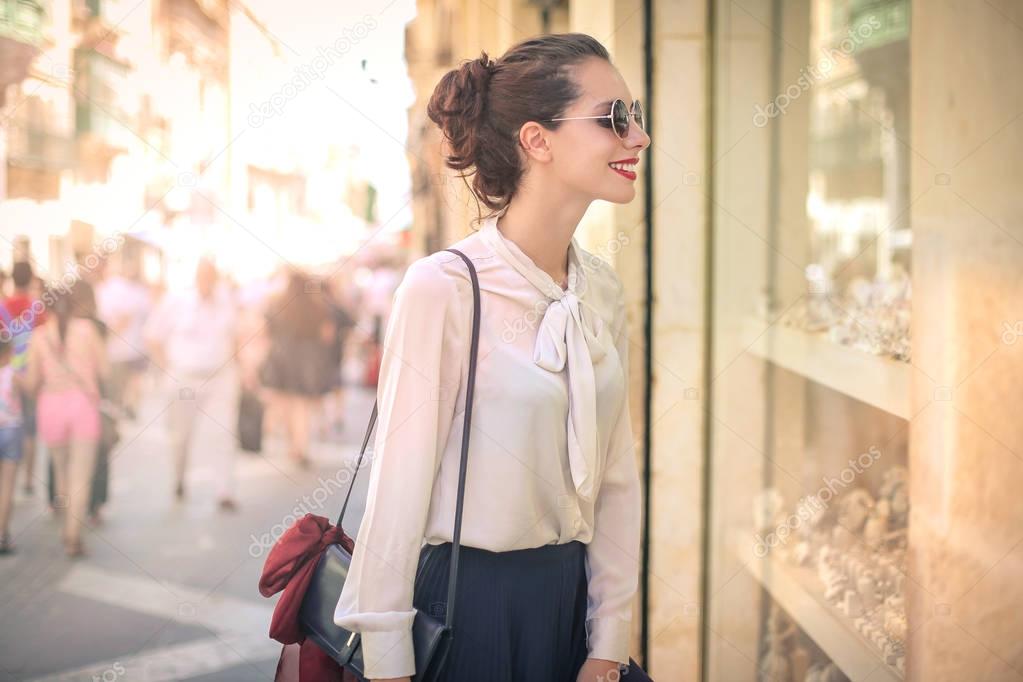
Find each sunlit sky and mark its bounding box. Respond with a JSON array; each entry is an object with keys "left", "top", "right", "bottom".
[{"left": 237, "top": 0, "right": 418, "bottom": 227}]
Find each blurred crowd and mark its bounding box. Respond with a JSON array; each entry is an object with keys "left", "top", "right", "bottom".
[{"left": 0, "top": 250, "right": 403, "bottom": 560}]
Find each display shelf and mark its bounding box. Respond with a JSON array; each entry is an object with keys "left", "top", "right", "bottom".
[
  {"left": 734, "top": 536, "right": 904, "bottom": 682},
  {"left": 742, "top": 317, "right": 912, "bottom": 420}
]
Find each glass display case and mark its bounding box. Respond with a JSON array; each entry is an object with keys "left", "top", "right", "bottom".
[{"left": 705, "top": 1, "right": 912, "bottom": 680}]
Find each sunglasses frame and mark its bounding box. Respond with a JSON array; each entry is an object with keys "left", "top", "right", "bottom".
[{"left": 545, "top": 98, "right": 644, "bottom": 139}]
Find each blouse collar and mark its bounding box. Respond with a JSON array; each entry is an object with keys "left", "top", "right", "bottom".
[{"left": 478, "top": 211, "right": 585, "bottom": 301}]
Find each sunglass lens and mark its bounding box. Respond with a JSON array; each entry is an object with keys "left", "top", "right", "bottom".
[
  {"left": 611, "top": 99, "right": 629, "bottom": 138},
  {"left": 632, "top": 100, "right": 644, "bottom": 131}
]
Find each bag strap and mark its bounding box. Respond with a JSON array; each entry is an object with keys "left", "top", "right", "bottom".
[{"left": 335, "top": 248, "right": 481, "bottom": 632}]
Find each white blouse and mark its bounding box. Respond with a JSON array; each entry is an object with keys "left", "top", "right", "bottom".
[{"left": 334, "top": 211, "right": 642, "bottom": 680}]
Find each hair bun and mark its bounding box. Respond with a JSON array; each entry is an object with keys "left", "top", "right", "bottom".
[{"left": 426, "top": 51, "right": 496, "bottom": 174}]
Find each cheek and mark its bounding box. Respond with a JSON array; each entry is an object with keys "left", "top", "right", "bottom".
[{"left": 555, "top": 130, "right": 619, "bottom": 185}]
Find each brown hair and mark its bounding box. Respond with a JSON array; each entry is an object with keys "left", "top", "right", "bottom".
[
  {"left": 266, "top": 269, "right": 328, "bottom": 339},
  {"left": 427, "top": 33, "right": 610, "bottom": 221},
  {"left": 51, "top": 279, "right": 97, "bottom": 350}
]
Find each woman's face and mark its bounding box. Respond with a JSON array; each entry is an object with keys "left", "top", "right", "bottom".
[{"left": 545, "top": 58, "right": 651, "bottom": 204}]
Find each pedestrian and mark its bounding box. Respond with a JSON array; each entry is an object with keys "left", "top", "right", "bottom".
[
  {"left": 4, "top": 262, "right": 46, "bottom": 496},
  {"left": 144, "top": 257, "right": 240, "bottom": 511},
  {"left": 25, "top": 281, "right": 109, "bottom": 558},
  {"left": 96, "top": 258, "right": 151, "bottom": 420},
  {"left": 364, "top": 260, "right": 400, "bottom": 346},
  {"left": 332, "top": 34, "right": 650, "bottom": 682},
  {"left": 319, "top": 272, "right": 356, "bottom": 439},
  {"left": 42, "top": 282, "right": 114, "bottom": 525},
  {"left": 359, "top": 261, "right": 399, "bottom": 388},
  {"left": 0, "top": 336, "right": 24, "bottom": 555},
  {"left": 260, "top": 269, "right": 335, "bottom": 468},
  {"left": 235, "top": 277, "right": 273, "bottom": 454}
]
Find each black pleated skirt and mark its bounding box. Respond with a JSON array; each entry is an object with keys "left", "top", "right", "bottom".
[{"left": 413, "top": 540, "right": 590, "bottom": 682}]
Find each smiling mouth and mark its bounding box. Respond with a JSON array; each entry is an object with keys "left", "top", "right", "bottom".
[{"left": 609, "top": 159, "right": 638, "bottom": 181}]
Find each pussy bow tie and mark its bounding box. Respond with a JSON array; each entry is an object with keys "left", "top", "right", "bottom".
[
  {"left": 481, "top": 217, "right": 607, "bottom": 502},
  {"left": 533, "top": 288, "right": 607, "bottom": 502}
]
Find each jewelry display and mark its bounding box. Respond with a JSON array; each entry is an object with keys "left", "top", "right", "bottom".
[
  {"left": 750, "top": 478, "right": 910, "bottom": 676},
  {"left": 778, "top": 265, "right": 912, "bottom": 362}
]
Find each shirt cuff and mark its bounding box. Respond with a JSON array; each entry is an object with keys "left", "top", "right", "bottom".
[
  {"left": 359, "top": 628, "right": 417, "bottom": 680},
  {"left": 585, "top": 616, "right": 631, "bottom": 665}
]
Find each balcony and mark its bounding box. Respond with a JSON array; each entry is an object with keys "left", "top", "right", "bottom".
[
  {"left": 0, "top": 0, "right": 45, "bottom": 43},
  {"left": 160, "top": 0, "right": 228, "bottom": 78},
  {"left": 846, "top": 0, "right": 911, "bottom": 99},
  {"left": 5, "top": 119, "right": 75, "bottom": 200},
  {"left": 849, "top": 0, "right": 910, "bottom": 52},
  {"left": 74, "top": 46, "right": 134, "bottom": 166},
  {"left": 72, "top": 0, "right": 124, "bottom": 50},
  {"left": 6, "top": 121, "right": 76, "bottom": 171},
  {"left": 0, "top": 0, "right": 48, "bottom": 98}
]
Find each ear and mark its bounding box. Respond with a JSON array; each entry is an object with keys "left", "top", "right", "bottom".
[{"left": 518, "top": 121, "right": 553, "bottom": 163}]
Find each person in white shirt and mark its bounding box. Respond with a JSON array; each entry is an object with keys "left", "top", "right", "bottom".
[
  {"left": 363, "top": 262, "right": 401, "bottom": 343},
  {"left": 96, "top": 260, "right": 152, "bottom": 419},
  {"left": 144, "top": 258, "right": 240, "bottom": 511},
  {"left": 333, "top": 33, "right": 650, "bottom": 682}
]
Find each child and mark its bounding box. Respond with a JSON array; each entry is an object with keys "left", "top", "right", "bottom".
[{"left": 0, "top": 335, "right": 24, "bottom": 554}]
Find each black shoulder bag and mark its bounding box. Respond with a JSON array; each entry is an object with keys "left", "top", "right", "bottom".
[{"left": 299, "top": 248, "right": 481, "bottom": 681}]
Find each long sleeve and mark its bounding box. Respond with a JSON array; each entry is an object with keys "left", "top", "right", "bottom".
[
  {"left": 334, "top": 256, "right": 464, "bottom": 680},
  {"left": 584, "top": 275, "right": 642, "bottom": 664}
]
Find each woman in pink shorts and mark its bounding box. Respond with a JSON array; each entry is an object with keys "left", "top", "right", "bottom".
[{"left": 26, "top": 282, "right": 108, "bottom": 557}]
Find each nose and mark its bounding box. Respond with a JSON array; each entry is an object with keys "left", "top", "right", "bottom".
[{"left": 626, "top": 120, "right": 650, "bottom": 152}]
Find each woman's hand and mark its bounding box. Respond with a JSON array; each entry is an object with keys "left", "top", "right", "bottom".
[{"left": 576, "top": 658, "right": 623, "bottom": 682}]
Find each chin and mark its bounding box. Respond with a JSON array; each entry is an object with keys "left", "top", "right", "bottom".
[{"left": 597, "top": 185, "right": 637, "bottom": 204}]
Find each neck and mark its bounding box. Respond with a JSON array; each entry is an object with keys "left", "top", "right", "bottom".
[{"left": 495, "top": 183, "right": 590, "bottom": 287}]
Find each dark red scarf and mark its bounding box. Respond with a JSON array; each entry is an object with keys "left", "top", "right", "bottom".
[{"left": 258, "top": 513, "right": 360, "bottom": 682}]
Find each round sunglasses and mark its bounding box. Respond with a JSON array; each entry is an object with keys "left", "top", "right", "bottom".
[{"left": 546, "top": 98, "right": 645, "bottom": 140}]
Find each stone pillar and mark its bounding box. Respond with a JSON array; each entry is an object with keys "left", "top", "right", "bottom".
[
  {"left": 703, "top": 0, "right": 772, "bottom": 678},
  {"left": 644, "top": 1, "right": 710, "bottom": 678},
  {"left": 907, "top": 1, "right": 1023, "bottom": 680}
]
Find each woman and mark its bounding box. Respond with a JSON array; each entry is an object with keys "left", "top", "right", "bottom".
[
  {"left": 260, "top": 269, "right": 335, "bottom": 468},
  {"left": 0, "top": 336, "right": 23, "bottom": 555},
  {"left": 45, "top": 281, "right": 113, "bottom": 524},
  {"left": 26, "top": 281, "right": 108, "bottom": 558},
  {"left": 333, "top": 34, "right": 649, "bottom": 682}
]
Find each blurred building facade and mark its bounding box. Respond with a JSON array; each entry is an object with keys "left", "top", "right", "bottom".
[
  {"left": 404, "top": 2, "right": 1023, "bottom": 682},
  {"left": 0, "top": 0, "right": 401, "bottom": 287},
  {"left": 0, "top": 0, "right": 229, "bottom": 279}
]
